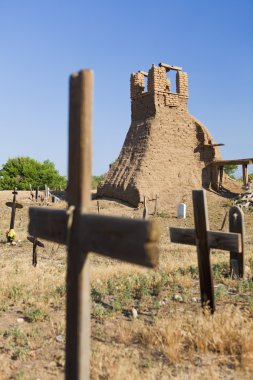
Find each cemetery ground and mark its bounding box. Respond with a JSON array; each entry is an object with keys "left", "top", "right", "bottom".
[{"left": 0, "top": 189, "right": 252, "bottom": 380}]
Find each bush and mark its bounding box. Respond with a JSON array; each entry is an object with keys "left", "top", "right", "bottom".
[
  {"left": 0, "top": 157, "right": 66, "bottom": 190},
  {"left": 92, "top": 175, "right": 105, "bottom": 190}
]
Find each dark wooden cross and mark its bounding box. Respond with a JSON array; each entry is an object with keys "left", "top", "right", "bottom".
[
  {"left": 28, "top": 70, "right": 160, "bottom": 380},
  {"left": 27, "top": 236, "right": 45, "bottom": 267},
  {"left": 6, "top": 188, "right": 23, "bottom": 238},
  {"left": 170, "top": 190, "right": 244, "bottom": 313}
]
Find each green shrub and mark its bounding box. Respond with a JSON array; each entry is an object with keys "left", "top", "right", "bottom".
[
  {"left": 0, "top": 157, "right": 66, "bottom": 190},
  {"left": 92, "top": 174, "right": 105, "bottom": 189}
]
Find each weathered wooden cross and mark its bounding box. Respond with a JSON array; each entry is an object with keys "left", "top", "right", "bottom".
[
  {"left": 27, "top": 236, "right": 45, "bottom": 267},
  {"left": 170, "top": 190, "right": 244, "bottom": 313},
  {"left": 6, "top": 188, "right": 23, "bottom": 239},
  {"left": 28, "top": 70, "right": 160, "bottom": 380}
]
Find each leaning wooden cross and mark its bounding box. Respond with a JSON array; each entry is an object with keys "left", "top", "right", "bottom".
[
  {"left": 6, "top": 188, "right": 23, "bottom": 241},
  {"left": 27, "top": 236, "right": 45, "bottom": 267},
  {"left": 28, "top": 70, "right": 160, "bottom": 380},
  {"left": 170, "top": 190, "right": 244, "bottom": 313}
]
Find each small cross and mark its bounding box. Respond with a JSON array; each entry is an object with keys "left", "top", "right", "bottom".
[
  {"left": 28, "top": 70, "right": 160, "bottom": 380},
  {"left": 27, "top": 236, "right": 45, "bottom": 267},
  {"left": 6, "top": 188, "right": 23, "bottom": 237},
  {"left": 170, "top": 190, "right": 244, "bottom": 313}
]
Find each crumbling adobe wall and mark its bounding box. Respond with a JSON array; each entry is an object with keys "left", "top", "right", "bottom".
[{"left": 98, "top": 63, "right": 221, "bottom": 208}]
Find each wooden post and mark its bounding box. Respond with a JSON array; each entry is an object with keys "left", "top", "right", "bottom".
[
  {"left": 97, "top": 200, "right": 100, "bottom": 213},
  {"left": 219, "top": 166, "right": 224, "bottom": 189},
  {"left": 35, "top": 187, "right": 39, "bottom": 202},
  {"left": 229, "top": 206, "right": 244, "bottom": 278},
  {"left": 242, "top": 164, "right": 248, "bottom": 186},
  {"left": 192, "top": 191, "right": 214, "bottom": 312},
  {"left": 220, "top": 211, "right": 228, "bottom": 231},
  {"left": 154, "top": 194, "right": 158, "bottom": 216},
  {"left": 10, "top": 188, "right": 18, "bottom": 229},
  {"left": 66, "top": 70, "right": 92, "bottom": 379},
  {"left": 143, "top": 196, "right": 148, "bottom": 219}
]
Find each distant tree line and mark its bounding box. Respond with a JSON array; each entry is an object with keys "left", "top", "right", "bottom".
[
  {"left": 0, "top": 157, "right": 66, "bottom": 190},
  {"left": 0, "top": 156, "right": 106, "bottom": 191}
]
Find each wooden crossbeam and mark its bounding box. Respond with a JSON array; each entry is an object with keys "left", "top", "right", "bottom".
[
  {"left": 170, "top": 228, "right": 242, "bottom": 252},
  {"left": 29, "top": 209, "right": 159, "bottom": 267},
  {"left": 28, "top": 69, "right": 160, "bottom": 380},
  {"left": 169, "top": 190, "right": 244, "bottom": 313}
]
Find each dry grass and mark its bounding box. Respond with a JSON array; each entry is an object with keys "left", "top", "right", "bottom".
[{"left": 0, "top": 190, "right": 252, "bottom": 379}]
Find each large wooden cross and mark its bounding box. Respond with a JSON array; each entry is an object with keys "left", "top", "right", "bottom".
[
  {"left": 28, "top": 70, "right": 160, "bottom": 380},
  {"left": 170, "top": 190, "right": 244, "bottom": 313}
]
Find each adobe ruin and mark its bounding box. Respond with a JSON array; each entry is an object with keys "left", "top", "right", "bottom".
[{"left": 97, "top": 62, "right": 224, "bottom": 208}]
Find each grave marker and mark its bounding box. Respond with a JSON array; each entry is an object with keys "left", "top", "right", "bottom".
[
  {"left": 27, "top": 236, "right": 45, "bottom": 267},
  {"left": 6, "top": 188, "right": 23, "bottom": 238},
  {"left": 229, "top": 206, "right": 244, "bottom": 277},
  {"left": 29, "top": 70, "right": 160, "bottom": 380},
  {"left": 170, "top": 190, "right": 243, "bottom": 313}
]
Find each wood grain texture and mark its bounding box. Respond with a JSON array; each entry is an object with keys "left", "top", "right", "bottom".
[
  {"left": 66, "top": 69, "right": 93, "bottom": 380},
  {"left": 229, "top": 206, "right": 245, "bottom": 278},
  {"left": 170, "top": 227, "right": 241, "bottom": 252},
  {"left": 170, "top": 227, "right": 196, "bottom": 245},
  {"left": 192, "top": 190, "right": 215, "bottom": 313},
  {"left": 29, "top": 209, "right": 160, "bottom": 268}
]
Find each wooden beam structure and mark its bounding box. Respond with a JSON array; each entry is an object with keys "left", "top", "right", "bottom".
[
  {"left": 28, "top": 69, "right": 160, "bottom": 380},
  {"left": 159, "top": 62, "right": 182, "bottom": 71},
  {"left": 170, "top": 190, "right": 244, "bottom": 313},
  {"left": 242, "top": 164, "right": 248, "bottom": 186},
  {"left": 207, "top": 158, "right": 253, "bottom": 167}
]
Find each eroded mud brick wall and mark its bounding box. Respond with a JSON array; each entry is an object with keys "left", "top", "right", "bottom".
[{"left": 98, "top": 63, "right": 221, "bottom": 208}]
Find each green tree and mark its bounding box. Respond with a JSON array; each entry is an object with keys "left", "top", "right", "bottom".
[
  {"left": 224, "top": 164, "right": 238, "bottom": 179},
  {"left": 92, "top": 174, "right": 105, "bottom": 189},
  {"left": 0, "top": 157, "right": 66, "bottom": 190}
]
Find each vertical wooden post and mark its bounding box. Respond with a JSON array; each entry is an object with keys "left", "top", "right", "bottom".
[
  {"left": 219, "top": 166, "right": 224, "bottom": 189},
  {"left": 66, "top": 70, "right": 93, "bottom": 380},
  {"left": 192, "top": 190, "right": 215, "bottom": 313},
  {"left": 143, "top": 196, "right": 148, "bottom": 219},
  {"left": 97, "top": 200, "right": 100, "bottom": 213},
  {"left": 35, "top": 187, "right": 39, "bottom": 202},
  {"left": 242, "top": 164, "right": 248, "bottom": 186},
  {"left": 154, "top": 194, "right": 158, "bottom": 216},
  {"left": 229, "top": 206, "right": 244, "bottom": 278},
  {"left": 10, "top": 188, "right": 18, "bottom": 229}
]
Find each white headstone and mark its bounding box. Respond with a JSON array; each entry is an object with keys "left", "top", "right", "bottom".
[{"left": 177, "top": 203, "right": 186, "bottom": 219}]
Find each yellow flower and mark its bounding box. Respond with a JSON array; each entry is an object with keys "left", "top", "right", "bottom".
[{"left": 6, "top": 229, "right": 16, "bottom": 241}]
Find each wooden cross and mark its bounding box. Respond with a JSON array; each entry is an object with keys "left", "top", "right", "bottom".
[
  {"left": 6, "top": 188, "right": 23, "bottom": 236},
  {"left": 27, "top": 236, "right": 45, "bottom": 267},
  {"left": 28, "top": 70, "right": 160, "bottom": 380},
  {"left": 170, "top": 190, "right": 244, "bottom": 313}
]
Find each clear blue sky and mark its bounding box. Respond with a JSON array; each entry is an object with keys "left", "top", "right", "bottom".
[{"left": 0, "top": 0, "right": 252, "bottom": 177}]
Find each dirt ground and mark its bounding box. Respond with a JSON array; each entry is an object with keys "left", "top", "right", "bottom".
[{"left": 0, "top": 187, "right": 252, "bottom": 380}]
